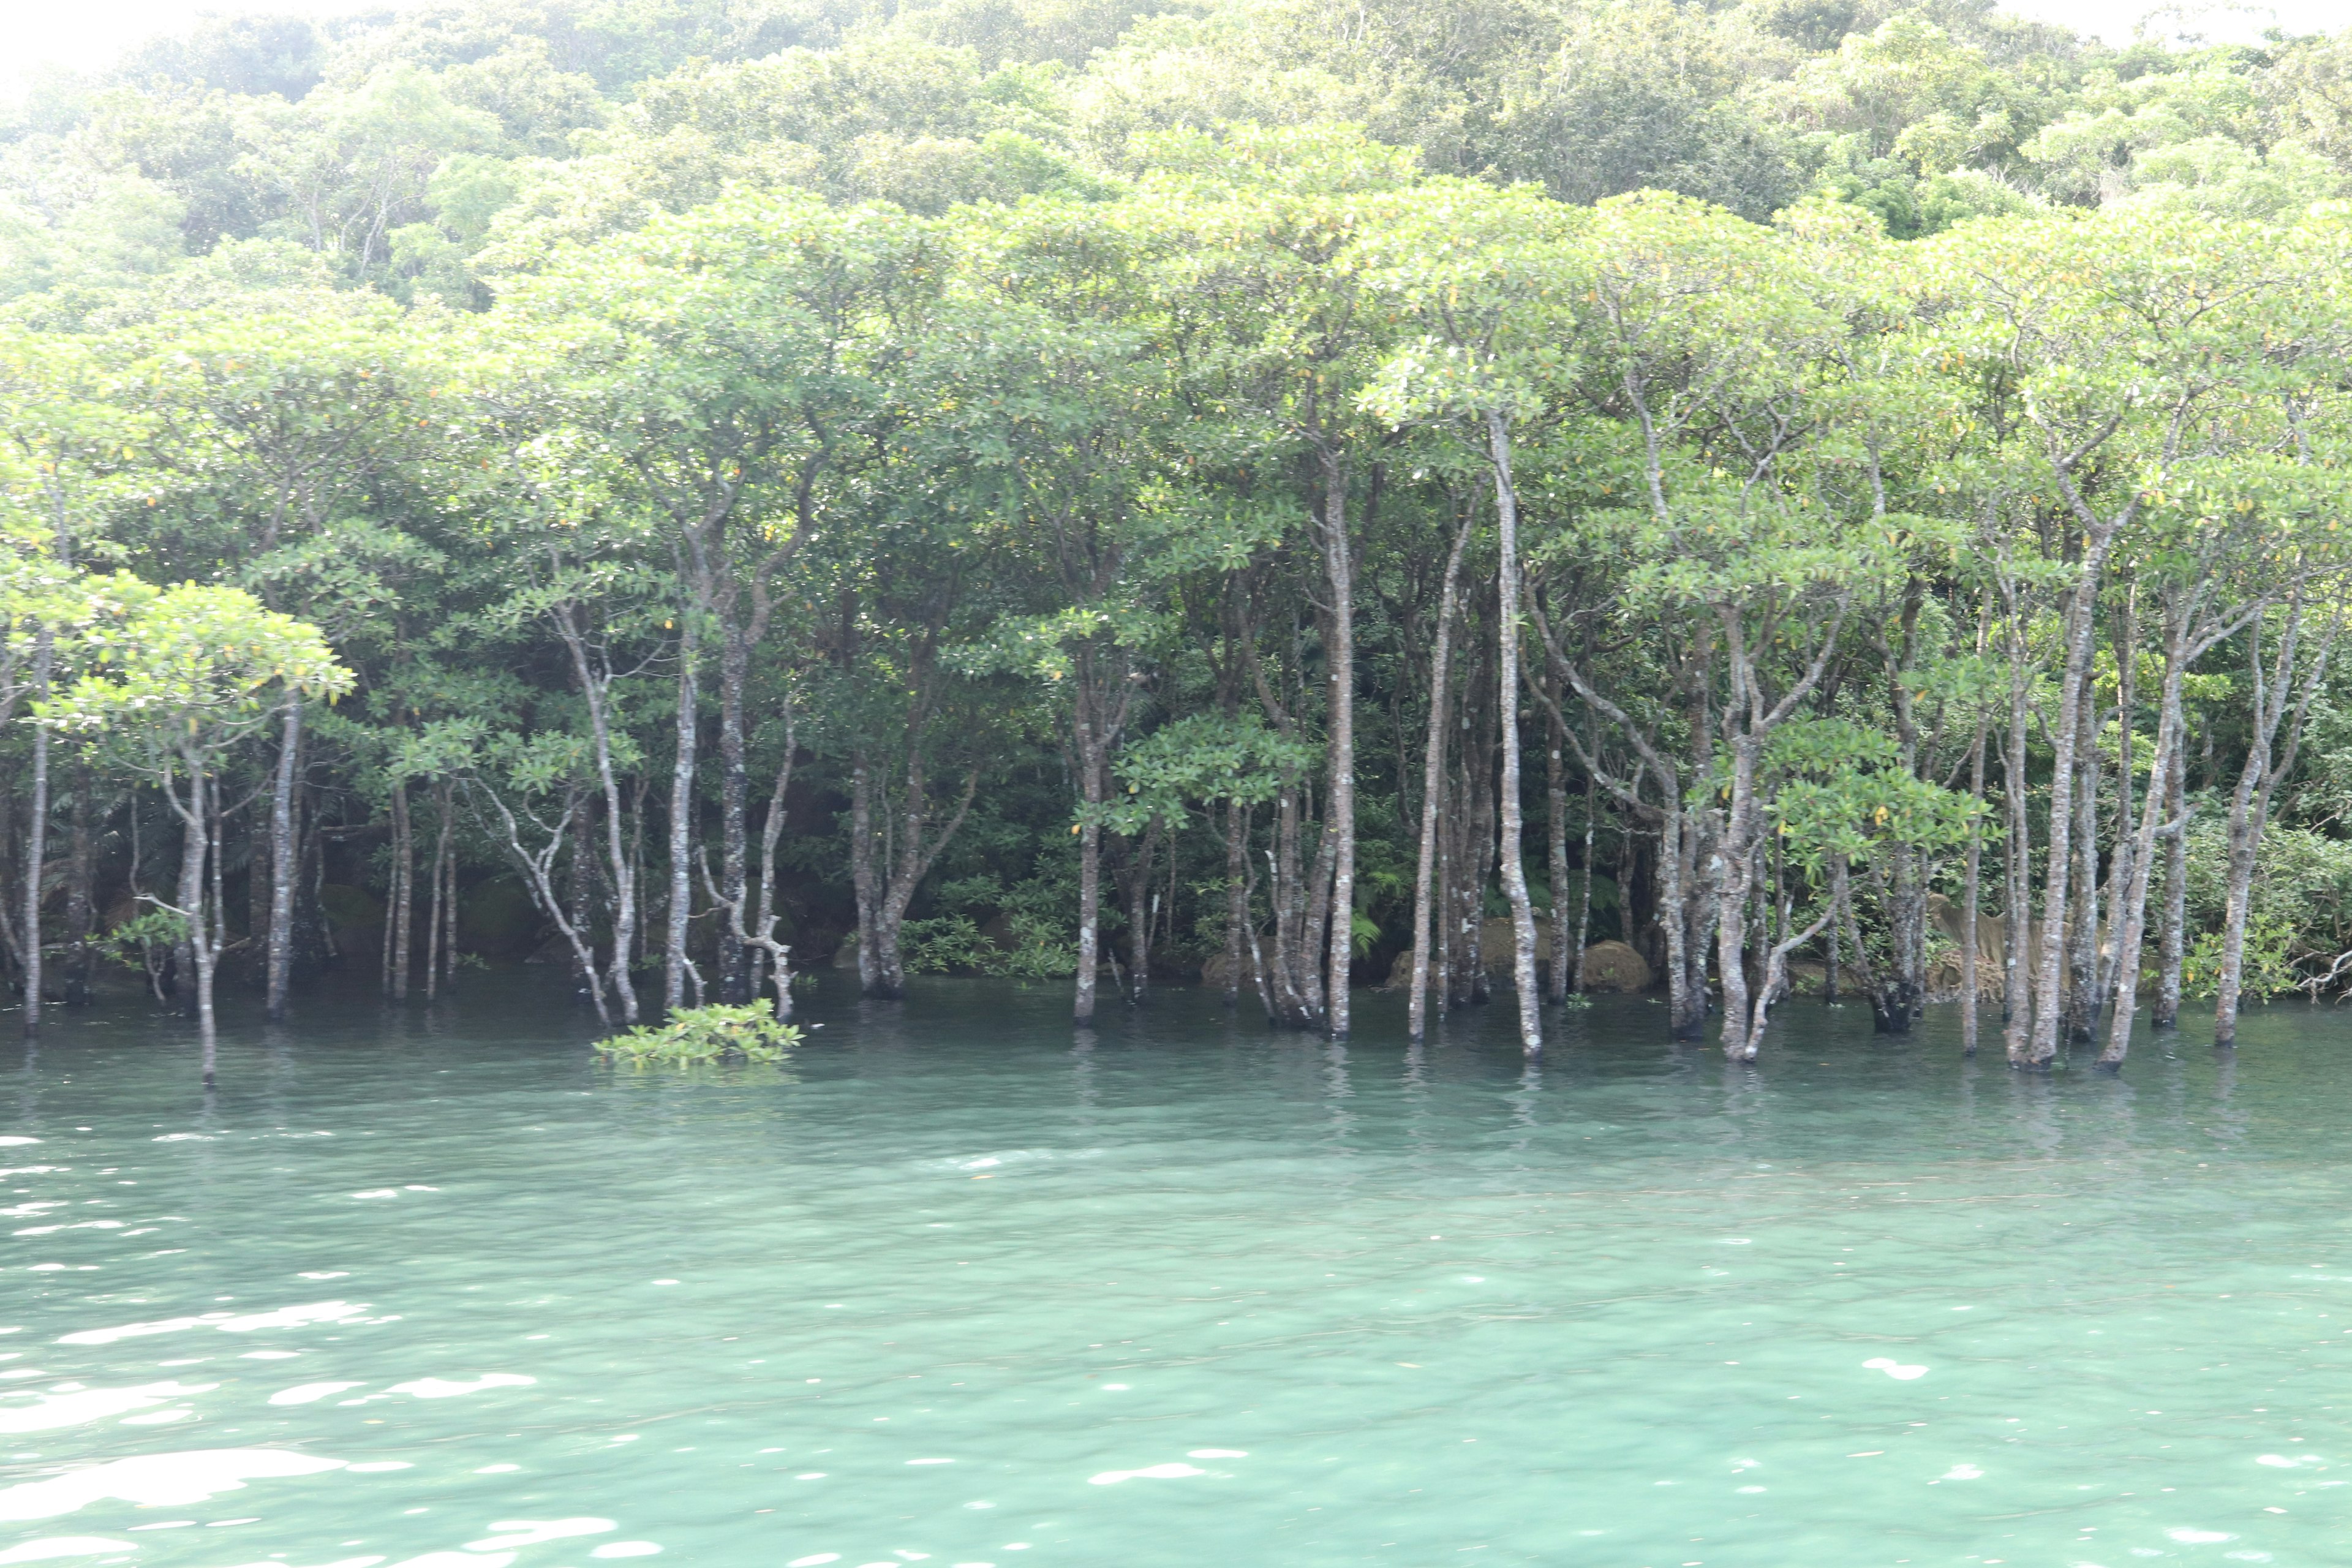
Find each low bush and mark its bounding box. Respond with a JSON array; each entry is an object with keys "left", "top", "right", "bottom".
[{"left": 598, "top": 1004, "right": 800, "bottom": 1064}]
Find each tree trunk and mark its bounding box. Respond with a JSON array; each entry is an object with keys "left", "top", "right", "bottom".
[
  {"left": 1960, "top": 717, "right": 1988, "bottom": 1055},
  {"left": 848, "top": 750, "right": 893, "bottom": 998},
  {"left": 1319, "top": 453, "right": 1357, "bottom": 1038},
  {"left": 425, "top": 782, "right": 453, "bottom": 1001},
  {"left": 2214, "top": 601, "right": 2334, "bottom": 1047},
  {"left": 1406, "top": 513, "right": 1469, "bottom": 1041},
  {"left": 665, "top": 624, "right": 698, "bottom": 1013},
  {"left": 266, "top": 702, "right": 301, "bottom": 1020},
  {"left": 1572, "top": 751, "right": 1597, "bottom": 996},
  {"left": 2154, "top": 734, "right": 2189, "bottom": 1028},
  {"left": 2028, "top": 536, "right": 2120, "bottom": 1066},
  {"left": 1545, "top": 716, "right": 1569, "bottom": 1004},
  {"left": 387, "top": 780, "right": 413, "bottom": 1001},
  {"left": 1126, "top": 818, "right": 1159, "bottom": 1002},
  {"left": 552, "top": 606, "right": 642, "bottom": 1027},
  {"left": 2098, "top": 620, "right": 2191, "bottom": 1068},
  {"left": 749, "top": 701, "right": 797, "bottom": 1016},
  {"left": 1487, "top": 413, "right": 1542, "bottom": 1054},
  {"left": 64, "top": 755, "right": 93, "bottom": 1006},
  {"left": 2001, "top": 646, "right": 2032, "bottom": 1050},
  {"left": 1223, "top": 799, "right": 1249, "bottom": 1006},
  {"left": 2065, "top": 665, "right": 2103, "bottom": 1043},
  {"left": 716, "top": 620, "right": 751, "bottom": 1003},
  {"left": 21, "top": 632, "right": 50, "bottom": 1034},
  {"left": 1075, "top": 755, "right": 1102, "bottom": 1026}
]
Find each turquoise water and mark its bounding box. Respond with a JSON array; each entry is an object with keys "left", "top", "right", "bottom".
[{"left": 4, "top": 978, "right": 2350, "bottom": 1568}]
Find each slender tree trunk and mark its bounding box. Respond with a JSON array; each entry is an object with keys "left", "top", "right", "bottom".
[
  {"left": 2065, "top": 663, "right": 2103, "bottom": 1043},
  {"left": 266, "top": 702, "right": 300, "bottom": 1020},
  {"left": 665, "top": 623, "right": 698, "bottom": 1012},
  {"left": 1487, "top": 413, "right": 1541, "bottom": 1053},
  {"left": 2155, "top": 734, "right": 2189, "bottom": 1028},
  {"left": 1714, "top": 755, "right": 1760, "bottom": 1059},
  {"left": 1127, "top": 818, "right": 1158, "bottom": 1001},
  {"left": 749, "top": 699, "right": 796, "bottom": 1017},
  {"left": 2099, "top": 628, "right": 2190, "bottom": 1068},
  {"left": 388, "top": 781, "right": 413, "bottom": 1001},
  {"left": 1406, "top": 514, "right": 1469, "bottom": 1041},
  {"left": 2213, "top": 625, "right": 2270, "bottom": 1047},
  {"left": 21, "top": 633, "right": 50, "bottom": 1034},
  {"left": 1319, "top": 456, "right": 1358, "bottom": 1039},
  {"left": 425, "top": 782, "right": 453, "bottom": 1001},
  {"left": 64, "top": 755, "right": 92, "bottom": 1006},
  {"left": 2214, "top": 602, "right": 2334, "bottom": 1047},
  {"left": 1075, "top": 747, "right": 1102, "bottom": 1027},
  {"left": 1572, "top": 753, "right": 1597, "bottom": 995},
  {"left": 2002, "top": 648, "right": 2032, "bottom": 1050},
  {"left": 1545, "top": 710, "right": 1571, "bottom": 1004},
  {"left": 1960, "top": 717, "right": 1988, "bottom": 1055},
  {"left": 2029, "top": 536, "right": 2120, "bottom": 1066},
  {"left": 1223, "top": 799, "right": 1248, "bottom": 1006},
  {"left": 850, "top": 750, "right": 884, "bottom": 997},
  {"left": 717, "top": 620, "right": 751, "bottom": 1003},
  {"left": 1826, "top": 907, "right": 1841, "bottom": 1005},
  {"left": 1659, "top": 806, "right": 1698, "bottom": 1036}
]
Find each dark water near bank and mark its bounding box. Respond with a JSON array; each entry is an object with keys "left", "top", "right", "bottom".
[{"left": 2, "top": 976, "right": 2348, "bottom": 1567}]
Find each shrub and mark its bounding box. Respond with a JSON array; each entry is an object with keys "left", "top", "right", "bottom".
[{"left": 598, "top": 1003, "right": 800, "bottom": 1064}]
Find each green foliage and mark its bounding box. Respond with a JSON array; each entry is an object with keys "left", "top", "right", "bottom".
[
  {"left": 900, "top": 913, "right": 1001, "bottom": 973},
  {"left": 2181, "top": 918, "right": 2301, "bottom": 1003},
  {"left": 598, "top": 1003, "right": 801, "bottom": 1063},
  {"left": 100, "top": 908, "right": 188, "bottom": 969}
]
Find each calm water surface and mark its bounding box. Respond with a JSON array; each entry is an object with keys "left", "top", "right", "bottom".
[{"left": 3, "top": 976, "right": 2349, "bottom": 1567}]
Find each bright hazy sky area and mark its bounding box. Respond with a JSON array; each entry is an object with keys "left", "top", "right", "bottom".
[{"left": 0, "top": 0, "right": 2339, "bottom": 78}]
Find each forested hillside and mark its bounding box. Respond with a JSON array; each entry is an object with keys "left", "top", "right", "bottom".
[{"left": 6, "top": 0, "right": 2352, "bottom": 1071}]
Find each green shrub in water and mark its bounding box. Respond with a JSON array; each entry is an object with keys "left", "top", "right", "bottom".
[{"left": 599, "top": 1004, "right": 800, "bottom": 1064}]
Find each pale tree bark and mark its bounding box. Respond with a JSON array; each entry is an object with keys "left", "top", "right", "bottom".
[
  {"left": 1713, "top": 597, "right": 1848, "bottom": 1062},
  {"left": 1960, "top": 720, "right": 1988, "bottom": 1055},
  {"left": 1407, "top": 512, "right": 1471, "bottom": 1042},
  {"left": 851, "top": 636, "right": 983, "bottom": 1001},
  {"left": 1736, "top": 852, "right": 1835, "bottom": 1061},
  {"left": 152, "top": 753, "right": 226, "bottom": 1087},
  {"left": 2064, "top": 657, "right": 2104, "bottom": 1043},
  {"left": 745, "top": 695, "right": 797, "bottom": 1011},
  {"left": 1572, "top": 734, "right": 1599, "bottom": 997},
  {"left": 665, "top": 619, "right": 698, "bottom": 1012},
  {"left": 1223, "top": 799, "right": 1249, "bottom": 1006},
  {"left": 1545, "top": 708, "right": 1571, "bottom": 1003},
  {"left": 2154, "top": 735, "right": 2190, "bottom": 1028},
  {"left": 1317, "top": 452, "right": 1359, "bottom": 1039},
  {"left": 702, "top": 731, "right": 800, "bottom": 1023},
  {"left": 551, "top": 601, "right": 643, "bottom": 1027},
  {"left": 2097, "top": 586, "right": 2231, "bottom": 1067},
  {"left": 21, "top": 632, "right": 50, "bottom": 1035},
  {"left": 2000, "top": 608, "right": 2034, "bottom": 1058},
  {"left": 476, "top": 783, "right": 609, "bottom": 1025},
  {"left": 2214, "top": 595, "right": 2339, "bottom": 1047},
  {"left": 1486, "top": 411, "right": 1542, "bottom": 1054},
  {"left": 2027, "top": 529, "right": 2126, "bottom": 1066},
  {"left": 1532, "top": 598, "right": 1703, "bottom": 1038},
  {"left": 1245, "top": 609, "right": 1329, "bottom": 1031},
  {"left": 266, "top": 702, "right": 301, "bottom": 1020}
]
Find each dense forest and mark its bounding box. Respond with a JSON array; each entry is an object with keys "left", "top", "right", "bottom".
[{"left": 4, "top": 0, "right": 2352, "bottom": 1076}]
